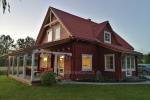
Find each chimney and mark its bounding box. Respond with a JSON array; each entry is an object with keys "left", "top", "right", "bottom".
[{"left": 87, "top": 18, "right": 91, "bottom": 21}]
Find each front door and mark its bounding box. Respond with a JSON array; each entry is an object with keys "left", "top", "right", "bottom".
[{"left": 58, "top": 55, "right": 65, "bottom": 76}]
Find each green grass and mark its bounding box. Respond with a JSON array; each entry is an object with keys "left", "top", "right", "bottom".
[{"left": 0, "top": 76, "right": 150, "bottom": 100}]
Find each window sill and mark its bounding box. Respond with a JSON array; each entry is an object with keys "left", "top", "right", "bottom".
[{"left": 104, "top": 69, "right": 115, "bottom": 72}]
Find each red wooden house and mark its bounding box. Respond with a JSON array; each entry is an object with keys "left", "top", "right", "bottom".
[{"left": 6, "top": 7, "right": 140, "bottom": 84}]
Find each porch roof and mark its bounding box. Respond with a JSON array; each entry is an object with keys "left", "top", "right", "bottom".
[{"left": 1, "top": 38, "right": 71, "bottom": 57}]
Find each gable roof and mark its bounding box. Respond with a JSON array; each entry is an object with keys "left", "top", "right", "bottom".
[{"left": 36, "top": 6, "right": 134, "bottom": 53}]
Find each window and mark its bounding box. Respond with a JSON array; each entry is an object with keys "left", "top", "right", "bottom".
[
  {"left": 131, "top": 56, "right": 135, "bottom": 69},
  {"left": 121, "top": 55, "right": 135, "bottom": 71},
  {"left": 82, "top": 54, "right": 92, "bottom": 71},
  {"left": 54, "top": 25, "right": 60, "bottom": 40},
  {"left": 47, "top": 29, "right": 52, "bottom": 42},
  {"left": 105, "top": 54, "right": 115, "bottom": 71},
  {"left": 42, "top": 55, "right": 48, "bottom": 68},
  {"left": 104, "top": 31, "right": 111, "bottom": 43},
  {"left": 121, "top": 56, "right": 126, "bottom": 70}
]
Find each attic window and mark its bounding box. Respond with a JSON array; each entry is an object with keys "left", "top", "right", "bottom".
[{"left": 104, "top": 31, "right": 111, "bottom": 44}]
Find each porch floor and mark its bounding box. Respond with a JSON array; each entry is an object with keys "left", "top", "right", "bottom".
[{"left": 9, "top": 75, "right": 41, "bottom": 85}]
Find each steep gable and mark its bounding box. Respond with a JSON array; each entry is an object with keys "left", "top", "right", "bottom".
[
  {"left": 36, "top": 6, "right": 134, "bottom": 52},
  {"left": 36, "top": 8, "right": 71, "bottom": 44}
]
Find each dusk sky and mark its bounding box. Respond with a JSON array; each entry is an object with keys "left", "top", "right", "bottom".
[{"left": 0, "top": 0, "right": 150, "bottom": 53}]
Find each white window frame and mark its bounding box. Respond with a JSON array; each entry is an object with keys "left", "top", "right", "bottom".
[
  {"left": 104, "top": 54, "right": 115, "bottom": 72},
  {"left": 121, "top": 55, "right": 135, "bottom": 71},
  {"left": 104, "top": 31, "right": 111, "bottom": 44},
  {"left": 47, "top": 28, "right": 53, "bottom": 42},
  {"left": 82, "top": 54, "right": 92, "bottom": 71},
  {"left": 54, "top": 25, "right": 60, "bottom": 41}
]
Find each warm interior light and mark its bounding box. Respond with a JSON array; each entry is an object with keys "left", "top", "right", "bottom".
[
  {"left": 60, "top": 55, "right": 64, "bottom": 59},
  {"left": 43, "top": 57, "right": 48, "bottom": 62}
]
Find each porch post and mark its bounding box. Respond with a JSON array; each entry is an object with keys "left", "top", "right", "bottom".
[
  {"left": 8, "top": 56, "right": 11, "bottom": 75},
  {"left": 23, "top": 54, "right": 27, "bottom": 78},
  {"left": 12, "top": 56, "right": 15, "bottom": 75},
  {"left": 54, "top": 54, "right": 58, "bottom": 75},
  {"left": 16, "top": 56, "right": 19, "bottom": 76},
  {"left": 31, "top": 53, "right": 35, "bottom": 81}
]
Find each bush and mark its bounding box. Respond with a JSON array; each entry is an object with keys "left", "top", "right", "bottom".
[{"left": 40, "top": 72, "right": 56, "bottom": 85}]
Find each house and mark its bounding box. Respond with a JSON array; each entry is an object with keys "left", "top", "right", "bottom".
[{"left": 5, "top": 7, "right": 140, "bottom": 84}]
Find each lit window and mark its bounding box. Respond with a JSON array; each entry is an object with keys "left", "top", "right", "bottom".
[
  {"left": 42, "top": 56, "right": 48, "bottom": 68},
  {"left": 82, "top": 54, "right": 92, "bottom": 71},
  {"left": 104, "top": 31, "right": 111, "bottom": 43},
  {"left": 54, "top": 25, "right": 60, "bottom": 40},
  {"left": 105, "top": 54, "right": 115, "bottom": 71},
  {"left": 47, "top": 29, "right": 52, "bottom": 42}
]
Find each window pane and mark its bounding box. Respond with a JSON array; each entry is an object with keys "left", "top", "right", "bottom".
[
  {"left": 55, "top": 26, "right": 60, "bottom": 40},
  {"left": 48, "top": 29, "right": 52, "bottom": 42},
  {"left": 131, "top": 56, "right": 135, "bottom": 69},
  {"left": 127, "top": 56, "right": 130, "bottom": 69},
  {"left": 105, "top": 55, "right": 114, "bottom": 71},
  {"left": 104, "top": 31, "right": 111, "bottom": 43},
  {"left": 122, "top": 56, "right": 126, "bottom": 69},
  {"left": 82, "top": 55, "right": 92, "bottom": 71}
]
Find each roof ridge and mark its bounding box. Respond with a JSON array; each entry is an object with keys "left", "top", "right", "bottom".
[{"left": 49, "top": 6, "right": 98, "bottom": 25}]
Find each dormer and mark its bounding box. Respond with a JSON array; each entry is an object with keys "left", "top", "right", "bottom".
[{"left": 104, "top": 31, "right": 111, "bottom": 44}]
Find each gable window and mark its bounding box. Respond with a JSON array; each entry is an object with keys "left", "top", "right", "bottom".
[
  {"left": 104, "top": 31, "right": 111, "bottom": 44},
  {"left": 47, "top": 29, "right": 53, "bottom": 42},
  {"left": 82, "top": 54, "right": 92, "bottom": 71},
  {"left": 54, "top": 25, "right": 60, "bottom": 40},
  {"left": 105, "top": 54, "right": 115, "bottom": 71}
]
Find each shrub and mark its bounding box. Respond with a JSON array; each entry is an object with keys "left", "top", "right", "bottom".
[
  {"left": 40, "top": 72, "right": 56, "bottom": 85},
  {"left": 95, "top": 70, "right": 103, "bottom": 82}
]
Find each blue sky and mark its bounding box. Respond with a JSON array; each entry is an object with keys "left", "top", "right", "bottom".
[{"left": 0, "top": 0, "right": 150, "bottom": 53}]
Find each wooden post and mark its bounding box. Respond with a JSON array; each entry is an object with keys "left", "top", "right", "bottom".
[
  {"left": 54, "top": 54, "right": 58, "bottom": 75},
  {"left": 12, "top": 56, "right": 15, "bottom": 75},
  {"left": 31, "top": 53, "right": 35, "bottom": 81},
  {"left": 23, "top": 54, "right": 27, "bottom": 78},
  {"left": 8, "top": 56, "right": 11, "bottom": 75},
  {"left": 16, "top": 56, "right": 19, "bottom": 76}
]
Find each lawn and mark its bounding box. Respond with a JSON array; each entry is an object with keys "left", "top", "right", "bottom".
[{"left": 0, "top": 76, "right": 150, "bottom": 100}]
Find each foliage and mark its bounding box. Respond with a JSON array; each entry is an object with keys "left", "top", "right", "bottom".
[
  {"left": 0, "top": 0, "right": 10, "bottom": 13},
  {"left": 15, "top": 36, "right": 35, "bottom": 49},
  {"left": 95, "top": 70, "right": 103, "bottom": 82},
  {"left": 0, "top": 35, "right": 14, "bottom": 54},
  {"left": 40, "top": 72, "right": 56, "bottom": 85},
  {"left": 0, "top": 35, "right": 14, "bottom": 66},
  {"left": 138, "top": 53, "right": 150, "bottom": 64}
]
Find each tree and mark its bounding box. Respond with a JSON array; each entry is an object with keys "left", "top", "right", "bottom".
[
  {"left": 0, "top": 0, "right": 10, "bottom": 13},
  {"left": 0, "top": 35, "right": 14, "bottom": 66},
  {"left": 144, "top": 53, "right": 150, "bottom": 64},
  {"left": 0, "top": 35, "right": 14, "bottom": 54},
  {"left": 15, "top": 36, "right": 35, "bottom": 49}
]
